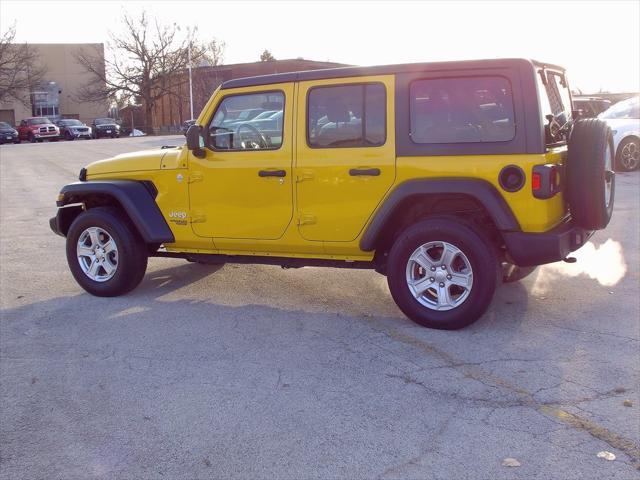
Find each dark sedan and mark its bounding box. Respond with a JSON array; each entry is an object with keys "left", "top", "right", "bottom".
[
  {"left": 181, "top": 119, "right": 196, "bottom": 136},
  {"left": 92, "top": 118, "right": 121, "bottom": 139},
  {"left": 0, "top": 122, "right": 20, "bottom": 144}
]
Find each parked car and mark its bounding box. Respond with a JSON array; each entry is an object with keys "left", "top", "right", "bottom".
[
  {"left": 17, "top": 117, "right": 59, "bottom": 143},
  {"left": 0, "top": 121, "right": 20, "bottom": 144},
  {"left": 91, "top": 118, "right": 121, "bottom": 139},
  {"left": 50, "top": 59, "right": 615, "bottom": 330},
  {"left": 181, "top": 119, "right": 196, "bottom": 136},
  {"left": 573, "top": 96, "right": 611, "bottom": 119},
  {"left": 598, "top": 96, "right": 639, "bottom": 171},
  {"left": 56, "top": 119, "right": 92, "bottom": 140}
]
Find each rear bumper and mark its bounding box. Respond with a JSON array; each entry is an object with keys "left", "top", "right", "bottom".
[{"left": 503, "top": 219, "right": 594, "bottom": 267}]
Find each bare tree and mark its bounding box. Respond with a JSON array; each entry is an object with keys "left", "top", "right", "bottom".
[
  {"left": 0, "top": 24, "right": 46, "bottom": 106},
  {"left": 201, "top": 39, "right": 225, "bottom": 68},
  {"left": 260, "top": 49, "right": 275, "bottom": 62},
  {"left": 189, "top": 39, "right": 226, "bottom": 117},
  {"left": 74, "top": 12, "right": 209, "bottom": 133}
]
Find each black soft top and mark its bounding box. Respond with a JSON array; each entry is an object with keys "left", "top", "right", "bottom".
[{"left": 221, "top": 58, "right": 565, "bottom": 90}]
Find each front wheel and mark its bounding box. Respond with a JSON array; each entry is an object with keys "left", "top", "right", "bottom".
[
  {"left": 387, "top": 218, "right": 499, "bottom": 330},
  {"left": 66, "top": 207, "right": 148, "bottom": 296}
]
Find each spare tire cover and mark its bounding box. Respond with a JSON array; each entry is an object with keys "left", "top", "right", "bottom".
[{"left": 566, "top": 119, "right": 615, "bottom": 230}]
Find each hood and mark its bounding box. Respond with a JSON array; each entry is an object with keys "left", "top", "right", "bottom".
[
  {"left": 0, "top": 126, "right": 17, "bottom": 132},
  {"left": 86, "top": 149, "right": 170, "bottom": 176}
]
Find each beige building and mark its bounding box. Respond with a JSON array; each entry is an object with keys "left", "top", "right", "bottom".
[{"left": 0, "top": 43, "right": 108, "bottom": 126}]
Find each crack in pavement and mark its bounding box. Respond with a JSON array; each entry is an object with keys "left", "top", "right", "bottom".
[{"left": 362, "top": 316, "right": 640, "bottom": 468}]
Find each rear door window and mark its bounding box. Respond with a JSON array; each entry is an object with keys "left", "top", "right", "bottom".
[
  {"left": 307, "top": 83, "right": 386, "bottom": 148},
  {"left": 409, "top": 76, "right": 516, "bottom": 143}
]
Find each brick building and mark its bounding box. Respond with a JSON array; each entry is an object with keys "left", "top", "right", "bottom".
[{"left": 151, "top": 59, "right": 347, "bottom": 133}]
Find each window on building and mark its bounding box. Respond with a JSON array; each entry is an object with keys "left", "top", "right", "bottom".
[
  {"left": 208, "top": 91, "right": 284, "bottom": 150},
  {"left": 410, "top": 76, "right": 516, "bottom": 144},
  {"left": 307, "top": 83, "right": 386, "bottom": 148}
]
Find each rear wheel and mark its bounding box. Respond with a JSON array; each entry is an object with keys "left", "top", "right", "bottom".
[
  {"left": 29, "top": 133, "right": 36, "bottom": 143},
  {"left": 616, "top": 137, "right": 639, "bottom": 171},
  {"left": 387, "top": 218, "right": 499, "bottom": 330},
  {"left": 66, "top": 207, "right": 148, "bottom": 296}
]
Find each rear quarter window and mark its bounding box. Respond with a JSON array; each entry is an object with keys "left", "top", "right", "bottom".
[{"left": 409, "top": 76, "right": 516, "bottom": 144}]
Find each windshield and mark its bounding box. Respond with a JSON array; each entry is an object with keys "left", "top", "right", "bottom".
[
  {"left": 599, "top": 97, "right": 640, "bottom": 120},
  {"left": 0, "top": 122, "right": 12, "bottom": 129},
  {"left": 94, "top": 118, "right": 116, "bottom": 125},
  {"left": 60, "top": 119, "right": 83, "bottom": 126},
  {"left": 28, "top": 118, "right": 51, "bottom": 125}
]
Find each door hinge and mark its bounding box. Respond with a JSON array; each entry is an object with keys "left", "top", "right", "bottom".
[
  {"left": 297, "top": 214, "right": 316, "bottom": 226},
  {"left": 189, "top": 171, "right": 204, "bottom": 183},
  {"left": 190, "top": 212, "right": 206, "bottom": 223},
  {"left": 296, "top": 171, "right": 314, "bottom": 183}
]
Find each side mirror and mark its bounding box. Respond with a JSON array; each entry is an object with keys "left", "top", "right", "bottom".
[{"left": 186, "top": 124, "right": 205, "bottom": 158}]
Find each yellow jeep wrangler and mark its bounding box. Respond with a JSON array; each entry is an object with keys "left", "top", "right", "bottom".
[{"left": 50, "top": 59, "right": 615, "bottom": 329}]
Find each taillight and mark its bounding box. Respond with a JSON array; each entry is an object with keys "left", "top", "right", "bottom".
[
  {"left": 532, "top": 172, "right": 542, "bottom": 191},
  {"left": 532, "top": 164, "right": 561, "bottom": 199}
]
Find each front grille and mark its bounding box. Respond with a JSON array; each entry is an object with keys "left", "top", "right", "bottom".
[
  {"left": 76, "top": 127, "right": 89, "bottom": 132},
  {"left": 48, "top": 127, "right": 55, "bottom": 132},
  {"left": 39, "top": 127, "right": 47, "bottom": 133}
]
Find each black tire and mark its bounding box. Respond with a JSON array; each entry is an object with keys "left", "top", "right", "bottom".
[
  {"left": 66, "top": 207, "right": 148, "bottom": 296},
  {"left": 615, "top": 137, "right": 639, "bottom": 172},
  {"left": 566, "top": 119, "right": 615, "bottom": 230},
  {"left": 29, "top": 133, "right": 36, "bottom": 143},
  {"left": 502, "top": 263, "right": 537, "bottom": 283},
  {"left": 386, "top": 217, "right": 499, "bottom": 330},
  {"left": 65, "top": 131, "right": 73, "bottom": 141},
  {"left": 13, "top": 139, "right": 20, "bottom": 144}
]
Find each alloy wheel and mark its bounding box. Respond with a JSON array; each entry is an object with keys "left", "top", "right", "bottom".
[
  {"left": 405, "top": 241, "right": 473, "bottom": 311},
  {"left": 76, "top": 227, "right": 118, "bottom": 282}
]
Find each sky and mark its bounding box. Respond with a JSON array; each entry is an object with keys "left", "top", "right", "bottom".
[{"left": 1, "top": 0, "right": 639, "bottom": 93}]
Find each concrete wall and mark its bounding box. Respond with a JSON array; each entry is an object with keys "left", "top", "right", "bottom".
[{"left": 0, "top": 43, "right": 108, "bottom": 126}]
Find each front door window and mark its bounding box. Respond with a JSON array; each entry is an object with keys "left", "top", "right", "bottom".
[{"left": 208, "top": 91, "right": 285, "bottom": 150}]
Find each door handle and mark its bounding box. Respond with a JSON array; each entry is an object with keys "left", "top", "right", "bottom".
[
  {"left": 258, "top": 169, "right": 287, "bottom": 177},
  {"left": 349, "top": 168, "right": 381, "bottom": 176}
]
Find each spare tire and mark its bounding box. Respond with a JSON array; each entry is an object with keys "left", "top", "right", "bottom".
[{"left": 566, "top": 119, "right": 615, "bottom": 230}]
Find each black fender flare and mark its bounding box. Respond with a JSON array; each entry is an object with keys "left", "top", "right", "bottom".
[
  {"left": 55, "top": 180, "right": 175, "bottom": 244},
  {"left": 359, "top": 178, "right": 520, "bottom": 251}
]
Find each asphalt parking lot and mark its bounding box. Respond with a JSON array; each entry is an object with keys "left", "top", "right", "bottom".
[{"left": 1, "top": 136, "right": 639, "bottom": 479}]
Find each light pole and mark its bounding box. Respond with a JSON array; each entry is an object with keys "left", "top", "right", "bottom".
[{"left": 188, "top": 42, "right": 194, "bottom": 120}]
